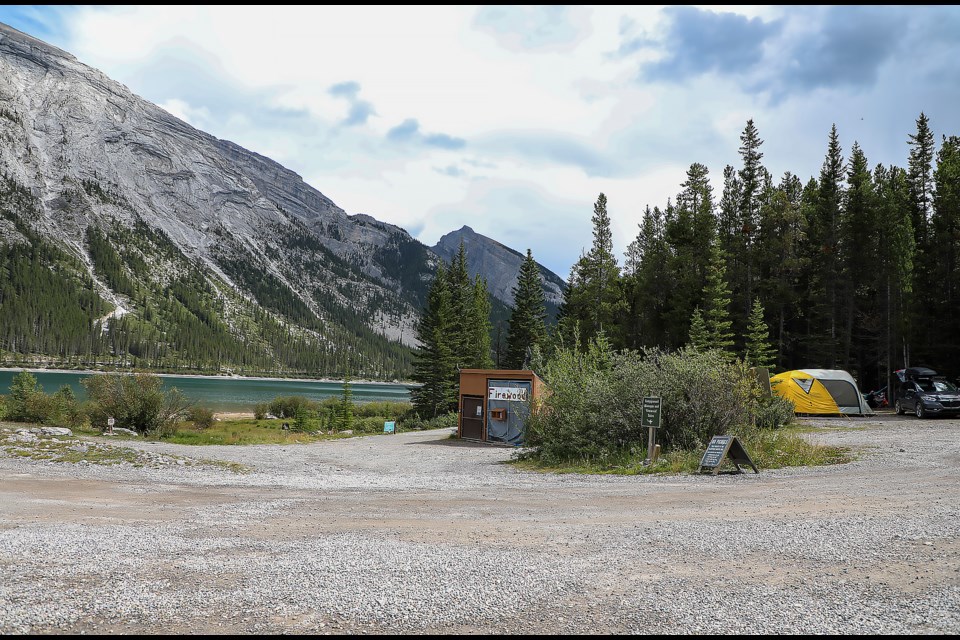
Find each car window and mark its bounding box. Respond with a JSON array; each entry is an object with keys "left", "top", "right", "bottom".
[
  {"left": 916, "top": 380, "right": 936, "bottom": 393},
  {"left": 933, "top": 380, "right": 958, "bottom": 393}
]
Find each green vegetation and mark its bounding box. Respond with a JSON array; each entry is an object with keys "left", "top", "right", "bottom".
[
  {"left": 549, "top": 114, "right": 960, "bottom": 391},
  {"left": 505, "top": 249, "right": 548, "bottom": 369},
  {"left": 512, "top": 426, "right": 851, "bottom": 475},
  {"left": 410, "top": 241, "right": 494, "bottom": 417},
  {"left": 516, "top": 336, "right": 843, "bottom": 475}
]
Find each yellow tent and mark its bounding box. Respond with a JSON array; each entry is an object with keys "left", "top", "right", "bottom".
[{"left": 770, "top": 369, "right": 872, "bottom": 416}]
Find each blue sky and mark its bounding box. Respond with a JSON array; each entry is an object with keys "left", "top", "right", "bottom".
[{"left": 2, "top": 5, "right": 960, "bottom": 278}]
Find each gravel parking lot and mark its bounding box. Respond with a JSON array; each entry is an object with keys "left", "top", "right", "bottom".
[{"left": 1, "top": 414, "right": 958, "bottom": 635}]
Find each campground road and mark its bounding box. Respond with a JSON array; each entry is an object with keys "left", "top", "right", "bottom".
[{"left": 1, "top": 414, "right": 958, "bottom": 634}]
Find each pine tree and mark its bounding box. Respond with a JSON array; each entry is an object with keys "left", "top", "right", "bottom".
[
  {"left": 665, "top": 163, "right": 716, "bottom": 346},
  {"left": 410, "top": 263, "right": 457, "bottom": 417},
  {"left": 469, "top": 274, "right": 494, "bottom": 368},
  {"left": 688, "top": 307, "right": 709, "bottom": 351},
  {"left": 744, "top": 298, "right": 775, "bottom": 369},
  {"left": 446, "top": 240, "right": 472, "bottom": 365},
  {"left": 580, "top": 193, "right": 624, "bottom": 346},
  {"left": 505, "top": 249, "right": 548, "bottom": 369},
  {"left": 701, "top": 242, "right": 735, "bottom": 357}
]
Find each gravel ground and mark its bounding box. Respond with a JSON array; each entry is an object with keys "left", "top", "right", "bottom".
[{"left": 1, "top": 414, "right": 958, "bottom": 634}]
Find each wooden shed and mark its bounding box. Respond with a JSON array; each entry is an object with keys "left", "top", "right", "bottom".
[{"left": 458, "top": 369, "right": 546, "bottom": 445}]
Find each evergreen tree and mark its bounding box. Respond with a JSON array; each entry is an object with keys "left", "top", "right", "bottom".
[
  {"left": 701, "top": 242, "right": 735, "bottom": 358},
  {"left": 839, "top": 141, "right": 878, "bottom": 370},
  {"left": 688, "top": 307, "right": 709, "bottom": 351},
  {"left": 580, "top": 193, "right": 624, "bottom": 346},
  {"left": 446, "top": 241, "right": 472, "bottom": 364},
  {"left": 929, "top": 135, "right": 960, "bottom": 369},
  {"left": 339, "top": 373, "right": 354, "bottom": 432},
  {"left": 808, "top": 124, "right": 845, "bottom": 368},
  {"left": 505, "top": 249, "right": 548, "bottom": 369},
  {"left": 664, "top": 163, "right": 716, "bottom": 347},
  {"left": 907, "top": 112, "right": 936, "bottom": 247},
  {"left": 468, "top": 274, "right": 494, "bottom": 368},
  {"left": 410, "top": 263, "right": 457, "bottom": 417},
  {"left": 744, "top": 298, "right": 775, "bottom": 369}
]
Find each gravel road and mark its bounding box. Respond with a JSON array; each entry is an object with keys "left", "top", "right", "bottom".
[{"left": 1, "top": 414, "right": 958, "bottom": 634}]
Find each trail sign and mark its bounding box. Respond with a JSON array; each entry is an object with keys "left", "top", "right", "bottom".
[
  {"left": 384, "top": 421, "right": 396, "bottom": 434},
  {"left": 641, "top": 396, "right": 662, "bottom": 428},
  {"left": 698, "top": 435, "right": 758, "bottom": 475}
]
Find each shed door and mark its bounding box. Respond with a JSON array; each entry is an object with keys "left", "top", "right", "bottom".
[
  {"left": 486, "top": 379, "right": 532, "bottom": 445},
  {"left": 461, "top": 395, "right": 484, "bottom": 440}
]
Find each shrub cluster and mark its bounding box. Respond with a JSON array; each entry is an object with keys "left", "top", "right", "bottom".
[{"left": 525, "top": 338, "right": 792, "bottom": 463}]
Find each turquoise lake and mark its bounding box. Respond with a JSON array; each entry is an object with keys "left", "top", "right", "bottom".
[{"left": 0, "top": 370, "right": 414, "bottom": 412}]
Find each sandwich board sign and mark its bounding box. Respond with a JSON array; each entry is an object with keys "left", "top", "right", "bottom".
[
  {"left": 698, "top": 435, "right": 759, "bottom": 475},
  {"left": 384, "top": 421, "right": 396, "bottom": 434}
]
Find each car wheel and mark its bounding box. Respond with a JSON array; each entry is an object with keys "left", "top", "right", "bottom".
[
  {"left": 895, "top": 400, "right": 904, "bottom": 415},
  {"left": 916, "top": 403, "right": 925, "bottom": 419}
]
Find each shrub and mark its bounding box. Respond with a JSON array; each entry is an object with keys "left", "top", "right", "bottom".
[
  {"left": 188, "top": 406, "right": 216, "bottom": 430},
  {"left": 354, "top": 401, "right": 414, "bottom": 420},
  {"left": 401, "top": 411, "right": 458, "bottom": 432},
  {"left": 525, "top": 338, "right": 762, "bottom": 463},
  {"left": 754, "top": 394, "right": 795, "bottom": 430},
  {"left": 253, "top": 402, "right": 270, "bottom": 420},
  {"left": 49, "top": 386, "right": 87, "bottom": 429},
  {"left": 6, "top": 370, "right": 44, "bottom": 422},
  {"left": 82, "top": 373, "right": 191, "bottom": 435},
  {"left": 268, "top": 395, "right": 316, "bottom": 419}
]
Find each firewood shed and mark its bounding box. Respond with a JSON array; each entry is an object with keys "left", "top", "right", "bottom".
[{"left": 457, "top": 369, "right": 546, "bottom": 445}]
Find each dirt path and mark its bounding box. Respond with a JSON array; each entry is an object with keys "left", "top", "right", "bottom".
[{"left": 1, "top": 416, "right": 958, "bottom": 634}]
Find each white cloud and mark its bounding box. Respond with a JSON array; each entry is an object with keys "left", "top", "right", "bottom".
[{"left": 6, "top": 4, "right": 959, "bottom": 279}]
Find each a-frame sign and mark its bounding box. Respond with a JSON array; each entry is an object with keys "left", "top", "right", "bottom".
[{"left": 697, "top": 435, "right": 759, "bottom": 475}]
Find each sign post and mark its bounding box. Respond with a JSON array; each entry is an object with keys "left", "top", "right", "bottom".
[
  {"left": 641, "top": 396, "right": 661, "bottom": 465},
  {"left": 106, "top": 416, "right": 115, "bottom": 435},
  {"left": 697, "top": 435, "right": 759, "bottom": 474}
]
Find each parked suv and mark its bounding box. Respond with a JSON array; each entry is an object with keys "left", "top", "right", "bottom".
[{"left": 895, "top": 375, "right": 960, "bottom": 418}]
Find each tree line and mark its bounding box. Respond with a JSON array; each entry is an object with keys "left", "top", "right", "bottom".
[{"left": 557, "top": 114, "right": 959, "bottom": 394}]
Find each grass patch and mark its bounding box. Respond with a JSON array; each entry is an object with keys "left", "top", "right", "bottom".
[
  {"left": 510, "top": 426, "right": 852, "bottom": 475},
  {"left": 158, "top": 418, "right": 361, "bottom": 446}
]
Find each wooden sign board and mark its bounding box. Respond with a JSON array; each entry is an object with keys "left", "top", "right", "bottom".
[{"left": 698, "top": 435, "right": 759, "bottom": 475}]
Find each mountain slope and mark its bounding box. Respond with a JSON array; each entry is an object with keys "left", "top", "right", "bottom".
[
  {"left": 433, "top": 226, "right": 565, "bottom": 321},
  {"left": 0, "top": 23, "right": 562, "bottom": 378}
]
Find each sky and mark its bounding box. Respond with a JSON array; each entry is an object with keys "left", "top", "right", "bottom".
[{"left": 2, "top": 5, "right": 960, "bottom": 278}]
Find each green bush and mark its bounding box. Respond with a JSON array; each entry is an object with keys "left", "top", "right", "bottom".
[
  {"left": 354, "top": 401, "right": 413, "bottom": 420},
  {"left": 268, "top": 395, "right": 317, "bottom": 419},
  {"left": 6, "top": 370, "right": 44, "bottom": 422},
  {"left": 525, "top": 338, "right": 762, "bottom": 463},
  {"left": 253, "top": 402, "right": 270, "bottom": 420},
  {"left": 401, "top": 412, "right": 458, "bottom": 431},
  {"left": 188, "top": 406, "right": 216, "bottom": 430},
  {"left": 754, "top": 394, "right": 795, "bottom": 430},
  {"left": 82, "top": 373, "right": 190, "bottom": 435}
]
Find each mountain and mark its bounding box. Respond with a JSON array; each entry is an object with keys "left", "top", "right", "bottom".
[
  {"left": 432, "top": 226, "right": 565, "bottom": 321},
  {"left": 0, "top": 23, "right": 562, "bottom": 379}
]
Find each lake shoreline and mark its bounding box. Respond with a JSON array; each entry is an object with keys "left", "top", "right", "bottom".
[{"left": 0, "top": 367, "right": 417, "bottom": 387}]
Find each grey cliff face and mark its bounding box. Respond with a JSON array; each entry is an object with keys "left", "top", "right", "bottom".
[
  {"left": 0, "top": 22, "right": 563, "bottom": 357},
  {"left": 432, "top": 226, "right": 565, "bottom": 312},
  {"left": 0, "top": 22, "right": 428, "bottom": 347}
]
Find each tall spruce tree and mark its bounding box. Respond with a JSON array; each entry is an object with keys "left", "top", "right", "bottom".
[
  {"left": 664, "top": 163, "right": 716, "bottom": 347},
  {"left": 446, "top": 240, "right": 472, "bottom": 365},
  {"left": 581, "top": 193, "right": 624, "bottom": 345},
  {"left": 468, "top": 274, "right": 494, "bottom": 369},
  {"left": 701, "top": 242, "right": 735, "bottom": 358},
  {"left": 744, "top": 298, "right": 775, "bottom": 369},
  {"left": 505, "top": 249, "right": 548, "bottom": 369},
  {"left": 410, "top": 263, "right": 457, "bottom": 417}
]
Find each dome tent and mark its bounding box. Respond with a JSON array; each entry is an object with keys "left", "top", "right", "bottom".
[{"left": 770, "top": 369, "right": 873, "bottom": 416}]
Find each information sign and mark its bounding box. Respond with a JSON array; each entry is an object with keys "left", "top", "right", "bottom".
[
  {"left": 641, "top": 397, "right": 662, "bottom": 428},
  {"left": 698, "top": 435, "right": 759, "bottom": 475},
  {"left": 383, "top": 421, "right": 396, "bottom": 434}
]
